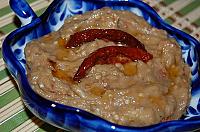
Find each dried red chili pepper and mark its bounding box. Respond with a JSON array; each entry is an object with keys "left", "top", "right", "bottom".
[
  {"left": 96, "top": 54, "right": 132, "bottom": 64},
  {"left": 73, "top": 46, "right": 153, "bottom": 82},
  {"left": 66, "top": 29, "right": 145, "bottom": 50}
]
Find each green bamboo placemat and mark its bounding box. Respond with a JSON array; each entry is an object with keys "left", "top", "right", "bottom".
[{"left": 0, "top": 0, "right": 200, "bottom": 131}]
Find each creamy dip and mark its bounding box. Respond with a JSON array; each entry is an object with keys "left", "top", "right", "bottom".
[{"left": 25, "top": 8, "right": 190, "bottom": 127}]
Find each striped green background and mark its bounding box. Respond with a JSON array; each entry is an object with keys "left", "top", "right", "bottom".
[{"left": 0, "top": 0, "right": 200, "bottom": 131}]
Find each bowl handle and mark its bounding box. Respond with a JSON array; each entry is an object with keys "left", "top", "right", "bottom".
[{"left": 9, "top": 0, "right": 38, "bottom": 26}]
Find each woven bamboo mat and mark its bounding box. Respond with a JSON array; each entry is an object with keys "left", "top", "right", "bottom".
[{"left": 0, "top": 0, "right": 200, "bottom": 131}]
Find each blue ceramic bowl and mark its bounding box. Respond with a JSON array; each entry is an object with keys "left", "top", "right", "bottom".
[{"left": 2, "top": 0, "right": 200, "bottom": 131}]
